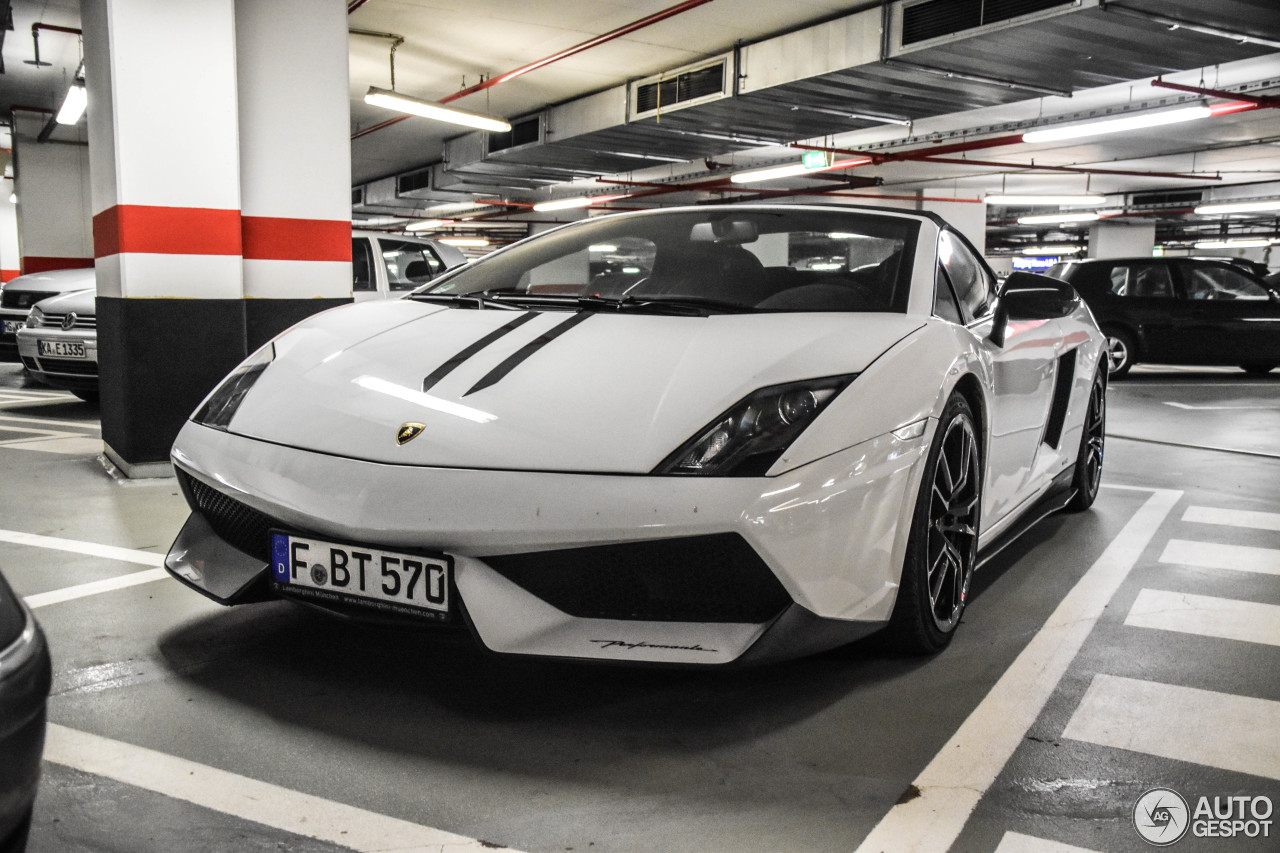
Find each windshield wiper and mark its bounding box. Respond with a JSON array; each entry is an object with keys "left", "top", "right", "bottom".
[{"left": 407, "top": 292, "right": 524, "bottom": 310}]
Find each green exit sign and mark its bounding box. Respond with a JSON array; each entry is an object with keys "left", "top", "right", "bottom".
[{"left": 801, "top": 150, "right": 832, "bottom": 170}]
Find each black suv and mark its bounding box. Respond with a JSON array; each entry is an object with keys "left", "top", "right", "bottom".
[{"left": 1047, "top": 257, "right": 1280, "bottom": 377}]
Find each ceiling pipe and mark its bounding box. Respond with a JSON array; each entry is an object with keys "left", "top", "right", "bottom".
[
  {"left": 794, "top": 143, "right": 1218, "bottom": 181},
  {"left": 26, "top": 22, "right": 81, "bottom": 68},
  {"left": 1150, "top": 77, "right": 1279, "bottom": 112},
  {"left": 351, "top": 0, "right": 719, "bottom": 140}
]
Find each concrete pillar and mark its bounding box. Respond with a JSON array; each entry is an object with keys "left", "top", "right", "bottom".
[
  {"left": 1088, "top": 220, "right": 1155, "bottom": 259},
  {"left": 923, "top": 190, "right": 986, "bottom": 254},
  {"left": 235, "top": 0, "right": 352, "bottom": 345},
  {"left": 0, "top": 189, "right": 19, "bottom": 284},
  {"left": 82, "top": 0, "right": 351, "bottom": 474},
  {"left": 10, "top": 112, "right": 93, "bottom": 274}
]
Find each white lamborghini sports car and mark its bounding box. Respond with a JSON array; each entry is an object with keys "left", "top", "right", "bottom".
[{"left": 165, "top": 205, "right": 1107, "bottom": 665}]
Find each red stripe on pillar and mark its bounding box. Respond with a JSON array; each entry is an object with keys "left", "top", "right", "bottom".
[
  {"left": 20, "top": 257, "right": 95, "bottom": 274},
  {"left": 242, "top": 216, "right": 352, "bottom": 262},
  {"left": 93, "top": 205, "right": 243, "bottom": 258},
  {"left": 1, "top": 269, "right": 20, "bottom": 282}
]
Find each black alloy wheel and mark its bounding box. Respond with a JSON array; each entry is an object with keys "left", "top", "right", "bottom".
[
  {"left": 1067, "top": 369, "right": 1106, "bottom": 511},
  {"left": 885, "top": 393, "right": 981, "bottom": 654},
  {"left": 1104, "top": 329, "right": 1135, "bottom": 378}
]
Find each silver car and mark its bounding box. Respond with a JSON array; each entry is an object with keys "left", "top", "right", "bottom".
[
  {"left": 0, "top": 268, "right": 96, "bottom": 360},
  {"left": 17, "top": 288, "right": 99, "bottom": 400}
]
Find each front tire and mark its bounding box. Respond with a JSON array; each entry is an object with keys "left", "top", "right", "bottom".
[
  {"left": 885, "top": 393, "right": 981, "bottom": 654},
  {"left": 1066, "top": 369, "right": 1106, "bottom": 511},
  {"left": 1103, "top": 328, "right": 1136, "bottom": 378}
]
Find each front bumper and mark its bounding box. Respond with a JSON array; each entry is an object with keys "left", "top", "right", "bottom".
[
  {"left": 16, "top": 327, "right": 99, "bottom": 390},
  {"left": 167, "top": 419, "right": 931, "bottom": 664}
]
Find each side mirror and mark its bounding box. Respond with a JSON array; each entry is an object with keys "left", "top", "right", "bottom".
[{"left": 988, "top": 272, "right": 1081, "bottom": 347}]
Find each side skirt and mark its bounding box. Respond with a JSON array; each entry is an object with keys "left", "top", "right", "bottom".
[{"left": 976, "top": 467, "right": 1076, "bottom": 570}]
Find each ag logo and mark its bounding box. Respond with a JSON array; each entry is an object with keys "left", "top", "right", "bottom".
[
  {"left": 396, "top": 422, "right": 426, "bottom": 445},
  {"left": 1134, "top": 788, "right": 1190, "bottom": 846}
]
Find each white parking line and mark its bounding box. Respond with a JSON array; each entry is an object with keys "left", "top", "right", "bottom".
[
  {"left": 25, "top": 568, "right": 170, "bottom": 609},
  {"left": 1125, "top": 589, "right": 1280, "bottom": 647},
  {"left": 0, "top": 528, "right": 165, "bottom": 566},
  {"left": 1159, "top": 539, "right": 1280, "bottom": 576},
  {"left": 852, "top": 487, "right": 1181, "bottom": 853},
  {"left": 44, "top": 724, "right": 520, "bottom": 853},
  {"left": 1183, "top": 505, "right": 1280, "bottom": 532},
  {"left": 993, "top": 832, "right": 1101, "bottom": 853},
  {"left": 1062, "top": 674, "right": 1280, "bottom": 781}
]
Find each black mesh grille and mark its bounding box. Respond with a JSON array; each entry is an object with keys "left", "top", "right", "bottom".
[
  {"left": 179, "top": 470, "right": 275, "bottom": 562},
  {"left": 34, "top": 358, "right": 97, "bottom": 376},
  {"left": 483, "top": 534, "right": 791, "bottom": 623},
  {"left": 902, "top": 0, "right": 1068, "bottom": 45},
  {"left": 635, "top": 63, "right": 725, "bottom": 114},
  {"left": 488, "top": 116, "right": 541, "bottom": 154}
]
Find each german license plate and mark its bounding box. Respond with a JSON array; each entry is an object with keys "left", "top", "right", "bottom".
[
  {"left": 2, "top": 320, "right": 22, "bottom": 335},
  {"left": 37, "top": 339, "right": 87, "bottom": 358},
  {"left": 270, "top": 532, "right": 451, "bottom": 620}
]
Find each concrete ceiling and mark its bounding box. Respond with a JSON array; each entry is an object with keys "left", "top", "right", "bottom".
[{"left": 4, "top": 0, "right": 1280, "bottom": 257}]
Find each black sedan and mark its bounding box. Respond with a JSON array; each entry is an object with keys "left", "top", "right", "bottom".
[
  {"left": 0, "top": 571, "right": 51, "bottom": 853},
  {"left": 1047, "top": 257, "right": 1280, "bottom": 376}
]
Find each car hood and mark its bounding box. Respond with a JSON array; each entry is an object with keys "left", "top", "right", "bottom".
[
  {"left": 3, "top": 267, "right": 95, "bottom": 294},
  {"left": 225, "top": 301, "right": 923, "bottom": 473},
  {"left": 34, "top": 288, "right": 96, "bottom": 314}
]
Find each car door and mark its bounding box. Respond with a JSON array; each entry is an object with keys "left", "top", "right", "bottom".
[
  {"left": 375, "top": 238, "right": 447, "bottom": 297},
  {"left": 352, "top": 236, "right": 380, "bottom": 303},
  {"left": 1173, "top": 261, "right": 1280, "bottom": 363},
  {"left": 939, "top": 231, "right": 1062, "bottom": 531},
  {"left": 1096, "top": 260, "right": 1182, "bottom": 361}
]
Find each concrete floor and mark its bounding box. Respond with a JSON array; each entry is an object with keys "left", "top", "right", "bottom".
[{"left": 1, "top": 363, "right": 1277, "bottom": 853}]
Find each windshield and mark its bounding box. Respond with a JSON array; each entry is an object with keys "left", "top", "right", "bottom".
[{"left": 420, "top": 209, "right": 919, "bottom": 314}]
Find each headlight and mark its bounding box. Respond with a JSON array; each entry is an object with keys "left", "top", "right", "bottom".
[
  {"left": 25, "top": 307, "right": 43, "bottom": 328},
  {"left": 655, "top": 375, "right": 855, "bottom": 476},
  {"left": 192, "top": 342, "right": 276, "bottom": 430}
]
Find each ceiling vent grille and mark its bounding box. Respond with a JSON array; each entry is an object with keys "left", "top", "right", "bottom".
[
  {"left": 396, "top": 168, "right": 432, "bottom": 196},
  {"left": 630, "top": 55, "right": 731, "bottom": 120},
  {"left": 901, "top": 0, "right": 1071, "bottom": 46},
  {"left": 1131, "top": 189, "right": 1203, "bottom": 209},
  {"left": 488, "top": 115, "right": 543, "bottom": 155}
]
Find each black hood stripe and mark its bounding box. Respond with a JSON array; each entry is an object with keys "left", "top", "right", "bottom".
[
  {"left": 464, "top": 311, "right": 593, "bottom": 397},
  {"left": 421, "top": 311, "right": 538, "bottom": 393}
]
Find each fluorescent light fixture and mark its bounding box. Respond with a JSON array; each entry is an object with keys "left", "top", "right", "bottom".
[
  {"left": 406, "top": 219, "right": 451, "bottom": 231},
  {"left": 364, "top": 87, "right": 511, "bottom": 133},
  {"left": 1194, "top": 239, "right": 1273, "bottom": 249},
  {"left": 730, "top": 163, "right": 810, "bottom": 184},
  {"left": 1017, "top": 212, "right": 1101, "bottom": 225},
  {"left": 1020, "top": 245, "right": 1083, "bottom": 254},
  {"left": 1194, "top": 200, "right": 1280, "bottom": 215},
  {"left": 531, "top": 194, "right": 623, "bottom": 212},
  {"left": 985, "top": 194, "right": 1106, "bottom": 206},
  {"left": 621, "top": 266, "right": 641, "bottom": 274},
  {"left": 438, "top": 237, "right": 489, "bottom": 247},
  {"left": 1022, "top": 106, "right": 1211, "bottom": 143},
  {"left": 56, "top": 84, "right": 87, "bottom": 125},
  {"left": 588, "top": 244, "right": 618, "bottom": 252}
]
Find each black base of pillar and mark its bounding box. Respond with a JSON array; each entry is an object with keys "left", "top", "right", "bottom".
[{"left": 98, "top": 297, "right": 350, "bottom": 467}]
